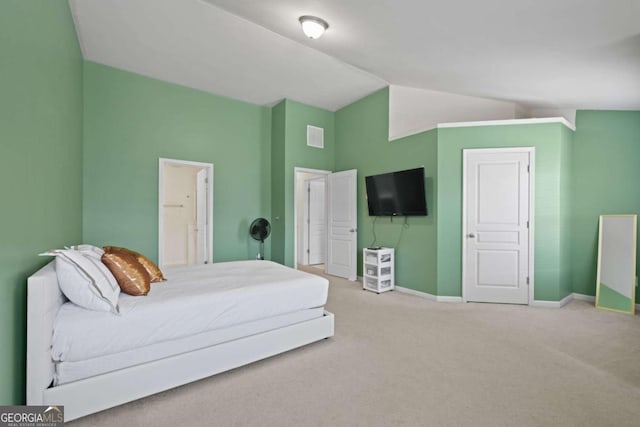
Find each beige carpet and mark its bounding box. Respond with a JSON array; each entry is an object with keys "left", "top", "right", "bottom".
[{"left": 70, "top": 268, "right": 640, "bottom": 426}]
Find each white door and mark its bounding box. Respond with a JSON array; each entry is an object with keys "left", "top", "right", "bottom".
[
  {"left": 327, "top": 169, "right": 358, "bottom": 280},
  {"left": 307, "top": 179, "right": 326, "bottom": 265},
  {"left": 195, "top": 168, "right": 208, "bottom": 264},
  {"left": 463, "top": 148, "right": 533, "bottom": 304}
]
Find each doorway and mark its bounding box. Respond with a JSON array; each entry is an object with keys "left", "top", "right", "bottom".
[
  {"left": 305, "top": 177, "right": 326, "bottom": 265},
  {"left": 294, "top": 168, "right": 330, "bottom": 269},
  {"left": 158, "top": 158, "right": 214, "bottom": 268},
  {"left": 462, "top": 148, "right": 534, "bottom": 304}
]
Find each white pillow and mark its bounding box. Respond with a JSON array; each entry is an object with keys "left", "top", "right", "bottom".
[
  {"left": 70, "top": 244, "right": 105, "bottom": 260},
  {"left": 55, "top": 249, "right": 120, "bottom": 314}
]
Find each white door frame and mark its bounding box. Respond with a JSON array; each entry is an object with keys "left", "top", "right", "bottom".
[
  {"left": 461, "top": 147, "right": 535, "bottom": 305},
  {"left": 293, "top": 167, "right": 331, "bottom": 270},
  {"left": 158, "top": 158, "right": 214, "bottom": 268},
  {"left": 195, "top": 168, "right": 208, "bottom": 264}
]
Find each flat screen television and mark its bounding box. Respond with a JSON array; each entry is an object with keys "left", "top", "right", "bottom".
[{"left": 365, "top": 167, "right": 427, "bottom": 216}]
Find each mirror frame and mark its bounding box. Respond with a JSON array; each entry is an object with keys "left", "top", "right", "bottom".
[{"left": 595, "top": 214, "right": 637, "bottom": 315}]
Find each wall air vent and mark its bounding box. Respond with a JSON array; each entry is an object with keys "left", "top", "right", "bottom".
[{"left": 307, "top": 125, "right": 324, "bottom": 149}]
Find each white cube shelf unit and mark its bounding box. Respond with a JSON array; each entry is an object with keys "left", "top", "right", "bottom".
[{"left": 363, "top": 247, "right": 395, "bottom": 293}]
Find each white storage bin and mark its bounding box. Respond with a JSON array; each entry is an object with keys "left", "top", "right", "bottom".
[{"left": 362, "top": 248, "right": 395, "bottom": 293}]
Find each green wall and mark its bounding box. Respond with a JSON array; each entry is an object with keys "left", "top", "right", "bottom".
[
  {"left": 82, "top": 62, "right": 272, "bottom": 262},
  {"left": 559, "top": 125, "right": 573, "bottom": 299},
  {"left": 571, "top": 111, "right": 640, "bottom": 301},
  {"left": 335, "top": 89, "right": 438, "bottom": 294},
  {"left": 270, "top": 99, "right": 335, "bottom": 266},
  {"left": 436, "top": 123, "right": 570, "bottom": 300},
  {"left": 0, "top": 1, "right": 83, "bottom": 404}
]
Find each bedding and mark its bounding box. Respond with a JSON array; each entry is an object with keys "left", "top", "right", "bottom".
[
  {"left": 102, "top": 251, "right": 151, "bottom": 296},
  {"left": 54, "top": 249, "right": 120, "bottom": 313},
  {"left": 54, "top": 308, "right": 323, "bottom": 385},
  {"left": 52, "top": 260, "right": 328, "bottom": 364},
  {"left": 103, "top": 245, "right": 166, "bottom": 282},
  {"left": 71, "top": 244, "right": 104, "bottom": 260}
]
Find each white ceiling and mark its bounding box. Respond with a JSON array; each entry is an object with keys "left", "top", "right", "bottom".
[{"left": 70, "top": 0, "right": 640, "bottom": 111}]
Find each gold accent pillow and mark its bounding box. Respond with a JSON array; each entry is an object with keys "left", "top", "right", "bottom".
[
  {"left": 102, "top": 252, "right": 151, "bottom": 296},
  {"left": 103, "top": 246, "right": 166, "bottom": 283}
]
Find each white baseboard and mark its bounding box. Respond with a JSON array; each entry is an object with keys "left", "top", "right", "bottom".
[
  {"left": 358, "top": 278, "right": 638, "bottom": 310},
  {"left": 394, "top": 286, "right": 436, "bottom": 301},
  {"left": 572, "top": 293, "right": 595, "bottom": 302},
  {"left": 533, "top": 293, "right": 640, "bottom": 311},
  {"left": 531, "top": 293, "right": 573, "bottom": 308},
  {"left": 395, "top": 286, "right": 463, "bottom": 303}
]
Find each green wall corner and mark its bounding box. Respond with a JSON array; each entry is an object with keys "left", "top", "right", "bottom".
[
  {"left": 336, "top": 88, "right": 438, "bottom": 294},
  {"left": 0, "top": 0, "right": 83, "bottom": 404},
  {"left": 271, "top": 99, "right": 335, "bottom": 267},
  {"left": 571, "top": 110, "right": 640, "bottom": 301},
  {"left": 82, "top": 62, "right": 272, "bottom": 263},
  {"left": 436, "top": 123, "right": 571, "bottom": 300}
]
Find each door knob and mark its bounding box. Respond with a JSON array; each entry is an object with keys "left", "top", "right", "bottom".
[
  {"left": 467, "top": 233, "right": 476, "bottom": 238},
  {"left": 350, "top": 228, "right": 357, "bottom": 233}
]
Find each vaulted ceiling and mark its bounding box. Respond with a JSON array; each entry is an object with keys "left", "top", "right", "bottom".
[{"left": 70, "top": 0, "right": 640, "bottom": 111}]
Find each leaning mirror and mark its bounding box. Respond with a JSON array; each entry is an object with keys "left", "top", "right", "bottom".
[{"left": 596, "top": 214, "right": 637, "bottom": 314}]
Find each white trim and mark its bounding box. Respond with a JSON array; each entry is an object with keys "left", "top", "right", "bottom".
[
  {"left": 437, "top": 117, "right": 575, "bottom": 132},
  {"left": 572, "top": 293, "right": 596, "bottom": 302},
  {"left": 158, "top": 158, "right": 214, "bottom": 268},
  {"left": 535, "top": 293, "right": 640, "bottom": 310},
  {"left": 461, "top": 147, "right": 535, "bottom": 305},
  {"left": 293, "top": 167, "right": 331, "bottom": 270},
  {"left": 394, "top": 286, "right": 463, "bottom": 303},
  {"left": 528, "top": 152, "right": 536, "bottom": 306},
  {"left": 361, "top": 280, "right": 634, "bottom": 309},
  {"left": 437, "top": 295, "right": 464, "bottom": 303},
  {"left": 360, "top": 280, "right": 637, "bottom": 309},
  {"left": 531, "top": 293, "right": 573, "bottom": 308},
  {"left": 459, "top": 148, "right": 467, "bottom": 301},
  {"left": 395, "top": 286, "right": 436, "bottom": 301}
]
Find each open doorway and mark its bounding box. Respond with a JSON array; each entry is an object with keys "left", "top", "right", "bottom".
[
  {"left": 158, "top": 158, "right": 214, "bottom": 268},
  {"left": 294, "top": 167, "right": 330, "bottom": 270}
]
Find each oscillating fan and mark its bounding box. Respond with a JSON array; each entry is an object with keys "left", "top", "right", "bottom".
[{"left": 249, "top": 218, "right": 271, "bottom": 260}]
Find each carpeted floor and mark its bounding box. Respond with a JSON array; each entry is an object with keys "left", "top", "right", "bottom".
[{"left": 70, "top": 268, "right": 640, "bottom": 426}]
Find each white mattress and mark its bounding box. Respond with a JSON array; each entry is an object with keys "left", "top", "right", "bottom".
[
  {"left": 55, "top": 307, "right": 324, "bottom": 385},
  {"left": 53, "top": 260, "right": 328, "bottom": 363}
]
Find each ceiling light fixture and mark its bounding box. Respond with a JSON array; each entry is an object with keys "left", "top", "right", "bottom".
[{"left": 299, "top": 15, "right": 329, "bottom": 39}]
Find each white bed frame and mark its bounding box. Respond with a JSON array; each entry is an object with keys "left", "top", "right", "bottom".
[{"left": 27, "top": 262, "right": 335, "bottom": 421}]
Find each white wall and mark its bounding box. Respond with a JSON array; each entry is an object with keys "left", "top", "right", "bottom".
[
  {"left": 521, "top": 107, "right": 577, "bottom": 128},
  {"left": 388, "top": 85, "right": 519, "bottom": 140}
]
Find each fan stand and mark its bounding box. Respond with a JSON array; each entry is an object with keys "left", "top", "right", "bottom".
[
  {"left": 249, "top": 217, "right": 270, "bottom": 261},
  {"left": 257, "top": 240, "right": 265, "bottom": 260}
]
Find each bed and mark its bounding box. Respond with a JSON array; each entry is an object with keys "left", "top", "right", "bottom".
[{"left": 27, "top": 260, "right": 334, "bottom": 421}]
